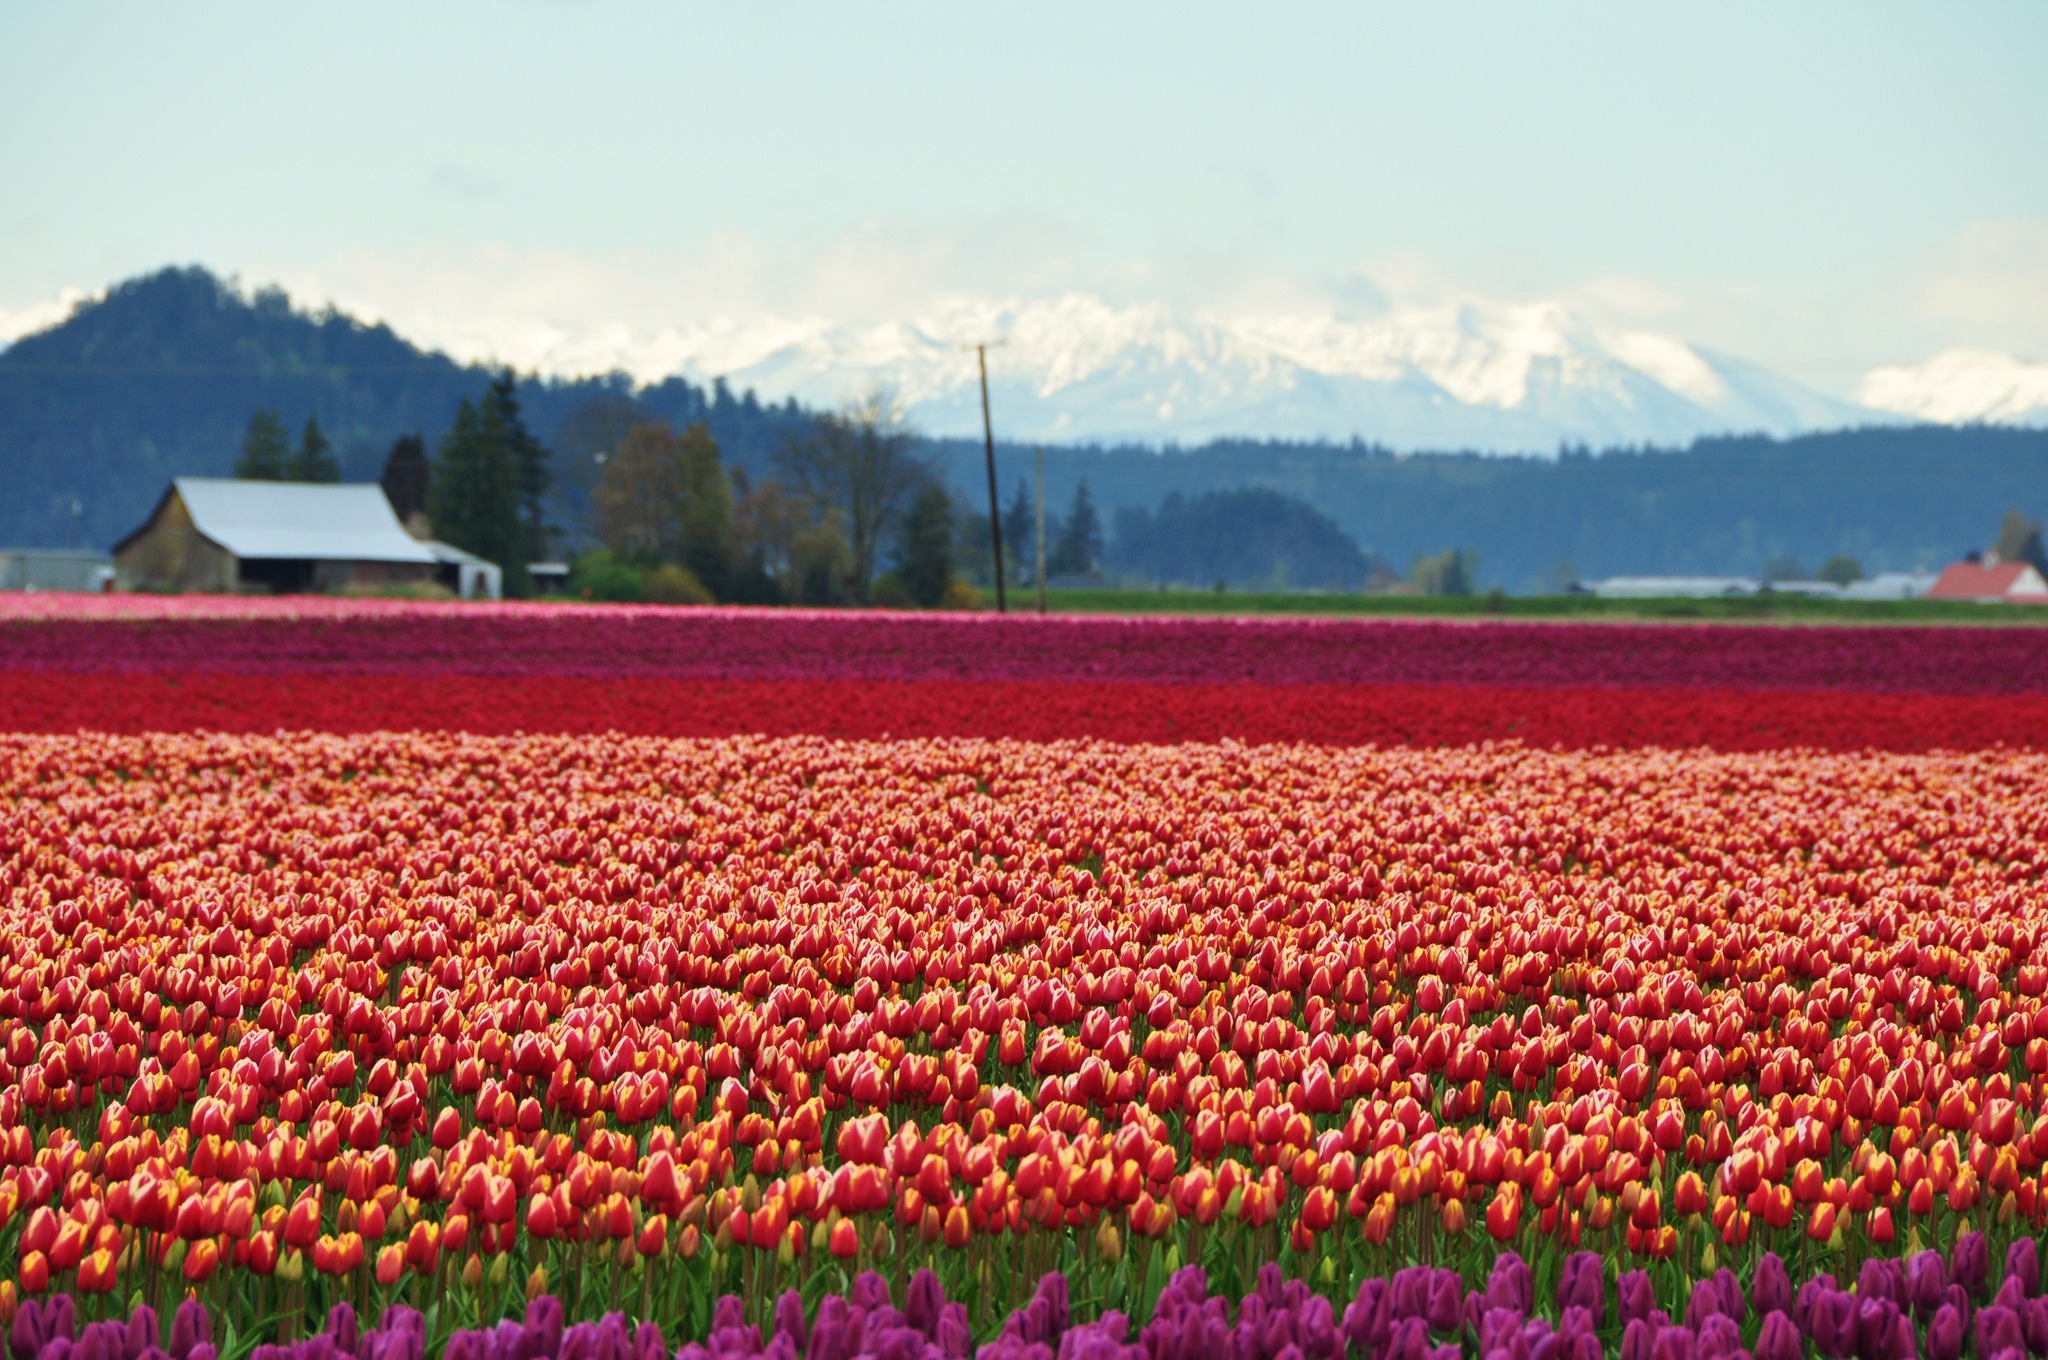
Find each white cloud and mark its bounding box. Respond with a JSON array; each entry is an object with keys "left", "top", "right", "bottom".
[
  {"left": 0, "top": 287, "right": 85, "bottom": 347},
  {"left": 1860, "top": 349, "right": 2048, "bottom": 425},
  {"left": 1914, "top": 219, "right": 2048, "bottom": 351}
]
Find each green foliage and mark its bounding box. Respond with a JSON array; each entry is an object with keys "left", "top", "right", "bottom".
[
  {"left": 644, "top": 562, "right": 714, "bottom": 605},
  {"left": 1411, "top": 548, "right": 1476, "bottom": 596},
  {"left": 775, "top": 394, "right": 927, "bottom": 600},
  {"left": 1816, "top": 555, "right": 1864, "bottom": 586},
  {"left": 429, "top": 398, "right": 529, "bottom": 595},
  {"left": 286, "top": 416, "right": 339, "bottom": 482},
  {"left": 566, "top": 550, "right": 646, "bottom": 602},
  {"left": 892, "top": 482, "right": 956, "bottom": 607},
  {"left": 591, "top": 421, "right": 734, "bottom": 594},
  {"left": 1761, "top": 556, "right": 1806, "bottom": 582},
  {"left": 235, "top": 410, "right": 290, "bottom": 480}
]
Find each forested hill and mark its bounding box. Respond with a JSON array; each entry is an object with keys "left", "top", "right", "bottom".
[
  {"left": 6, "top": 267, "right": 2047, "bottom": 591},
  {"left": 0, "top": 267, "right": 811, "bottom": 549},
  {"left": 929, "top": 424, "right": 2048, "bottom": 591}
]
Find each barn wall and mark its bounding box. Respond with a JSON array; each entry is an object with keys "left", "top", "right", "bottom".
[{"left": 113, "top": 493, "right": 236, "bottom": 592}]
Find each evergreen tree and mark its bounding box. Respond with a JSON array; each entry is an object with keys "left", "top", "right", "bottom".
[
  {"left": 1003, "top": 478, "right": 1034, "bottom": 581},
  {"left": 1995, "top": 509, "right": 2048, "bottom": 576},
  {"left": 380, "top": 434, "right": 431, "bottom": 527},
  {"left": 235, "top": 409, "right": 290, "bottom": 480},
  {"left": 485, "top": 372, "right": 552, "bottom": 560},
  {"left": 286, "top": 415, "right": 339, "bottom": 482},
  {"left": 429, "top": 397, "right": 529, "bottom": 595},
  {"left": 1049, "top": 479, "right": 1103, "bottom": 577},
  {"left": 893, "top": 482, "right": 955, "bottom": 607}
]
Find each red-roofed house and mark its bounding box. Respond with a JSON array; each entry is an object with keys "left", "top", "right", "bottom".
[{"left": 1927, "top": 558, "right": 2048, "bottom": 603}]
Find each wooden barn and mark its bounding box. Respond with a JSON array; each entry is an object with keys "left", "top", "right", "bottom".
[{"left": 114, "top": 478, "right": 441, "bottom": 594}]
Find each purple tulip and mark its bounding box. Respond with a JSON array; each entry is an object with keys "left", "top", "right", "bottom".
[
  {"left": 1976, "top": 1304, "right": 2025, "bottom": 1359},
  {"left": 1684, "top": 1280, "right": 1724, "bottom": 1332},
  {"left": 10, "top": 1304, "right": 47, "bottom": 1360},
  {"left": 1854, "top": 1297, "right": 1901, "bottom": 1360},
  {"left": 1480, "top": 1310, "right": 1525, "bottom": 1358},
  {"left": 1754, "top": 1312, "right": 1801, "bottom": 1360},
  {"left": 851, "top": 1273, "right": 893, "bottom": 1315},
  {"left": 1858, "top": 1258, "right": 1902, "bottom": 1309},
  {"left": 1384, "top": 1318, "right": 1432, "bottom": 1360},
  {"left": 2009, "top": 1239, "right": 2041, "bottom": 1300},
  {"left": 2024, "top": 1297, "right": 2048, "bottom": 1357},
  {"left": 1650, "top": 1326, "right": 1695, "bottom": 1360},
  {"left": 1619, "top": 1271, "right": 1658, "bottom": 1327},
  {"left": 1954, "top": 1232, "right": 1991, "bottom": 1299},
  {"left": 1425, "top": 1272, "right": 1463, "bottom": 1336},
  {"left": 1342, "top": 1280, "right": 1392, "bottom": 1359},
  {"left": 1391, "top": 1269, "right": 1430, "bottom": 1324},
  {"left": 1750, "top": 1253, "right": 1792, "bottom": 1318},
  {"left": 1810, "top": 1288, "right": 1857, "bottom": 1360},
  {"left": 1485, "top": 1255, "right": 1534, "bottom": 1318},
  {"left": 1620, "top": 1319, "right": 1658, "bottom": 1360},
  {"left": 1555, "top": 1254, "right": 1605, "bottom": 1325},
  {"left": 1694, "top": 1315, "right": 1739, "bottom": 1360},
  {"left": 1940, "top": 1283, "right": 1973, "bottom": 1332},
  {"left": 1905, "top": 1253, "right": 1948, "bottom": 1318},
  {"left": 1925, "top": 1304, "right": 1964, "bottom": 1360}
]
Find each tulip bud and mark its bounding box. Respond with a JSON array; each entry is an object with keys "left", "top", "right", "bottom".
[
  {"left": 525, "top": 1265, "right": 548, "bottom": 1301},
  {"left": 277, "top": 1249, "right": 304, "bottom": 1284},
  {"left": 461, "top": 1254, "right": 483, "bottom": 1289},
  {"left": 1701, "top": 1242, "right": 1717, "bottom": 1273},
  {"left": 679, "top": 1224, "right": 701, "bottom": 1260},
  {"left": 1095, "top": 1218, "right": 1122, "bottom": 1264},
  {"left": 487, "top": 1254, "right": 508, "bottom": 1290}
]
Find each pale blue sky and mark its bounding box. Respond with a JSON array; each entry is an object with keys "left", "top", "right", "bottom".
[{"left": 2, "top": 2, "right": 2043, "bottom": 389}]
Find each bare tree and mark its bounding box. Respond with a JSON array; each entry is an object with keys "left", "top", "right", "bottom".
[{"left": 775, "top": 392, "right": 928, "bottom": 600}]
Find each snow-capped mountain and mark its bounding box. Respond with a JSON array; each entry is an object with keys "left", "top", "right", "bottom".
[
  {"left": 1859, "top": 350, "right": 2048, "bottom": 428},
  {"left": 627, "top": 294, "right": 1880, "bottom": 452}
]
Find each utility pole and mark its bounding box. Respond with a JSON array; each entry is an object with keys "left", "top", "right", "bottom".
[
  {"left": 967, "top": 341, "right": 1007, "bottom": 613},
  {"left": 1035, "top": 446, "right": 1047, "bottom": 614}
]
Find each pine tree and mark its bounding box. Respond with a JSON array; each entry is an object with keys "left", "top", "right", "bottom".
[
  {"left": 1003, "top": 478, "right": 1034, "bottom": 581},
  {"left": 1049, "top": 479, "right": 1103, "bottom": 577},
  {"left": 893, "top": 483, "right": 955, "bottom": 607},
  {"left": 286, "top": 416, "right": 339, "bottom": 482},
  {"left": 235, "top": 409, "right": 290, "bottom": 479},
  {"left": 380, "top": 434, "right": 431, "bottom": 527},
  {"left": 429, "top": 397, "right": 529, "bottom": 594},
  {"left": 485, "top": 372, "right": 552, "bottom": 561}
]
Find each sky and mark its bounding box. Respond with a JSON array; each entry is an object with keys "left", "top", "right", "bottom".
[{"left": 2, "top": 2, "right": 2044, "bottom": 399}]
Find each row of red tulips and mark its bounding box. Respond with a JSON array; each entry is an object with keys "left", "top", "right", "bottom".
[
  {"left": 5, "top": 600, "right": 2048, "bottom": 693},
  {"left": 4, "top": 671, "right": 2047, "bottom": 750}
]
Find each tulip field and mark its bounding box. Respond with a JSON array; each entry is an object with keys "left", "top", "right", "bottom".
[{"left": 6, "top": 597, "right": 2048, "bottom": 1360}]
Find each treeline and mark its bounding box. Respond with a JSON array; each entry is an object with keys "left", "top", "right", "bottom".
[{"left": 550, "top": 395, "right": 976, "bottom": 607}]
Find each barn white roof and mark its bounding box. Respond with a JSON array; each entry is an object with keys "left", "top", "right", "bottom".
[{"left": 156, "top": 478, "right": 438, "bottom": 563}]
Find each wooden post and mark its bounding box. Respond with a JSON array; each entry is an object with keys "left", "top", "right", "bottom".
[
  {"left": 1035, "top": 445, "right": 1047, "bottom": 614},
  {"left": 976, "top": 344, "right": 1007, "bottom": 613}
]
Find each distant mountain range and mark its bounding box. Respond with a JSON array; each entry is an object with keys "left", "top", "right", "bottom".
[
  {"left": 9, "top": 272, "right": 2046, "bottom": 453},
  {"left": 640, "top": 294, "right": 1896, "bottom": 452}
]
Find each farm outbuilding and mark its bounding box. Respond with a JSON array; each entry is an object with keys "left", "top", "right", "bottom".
[{"left": 114, "top": 478, "right": 441, "bottom": 594}]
